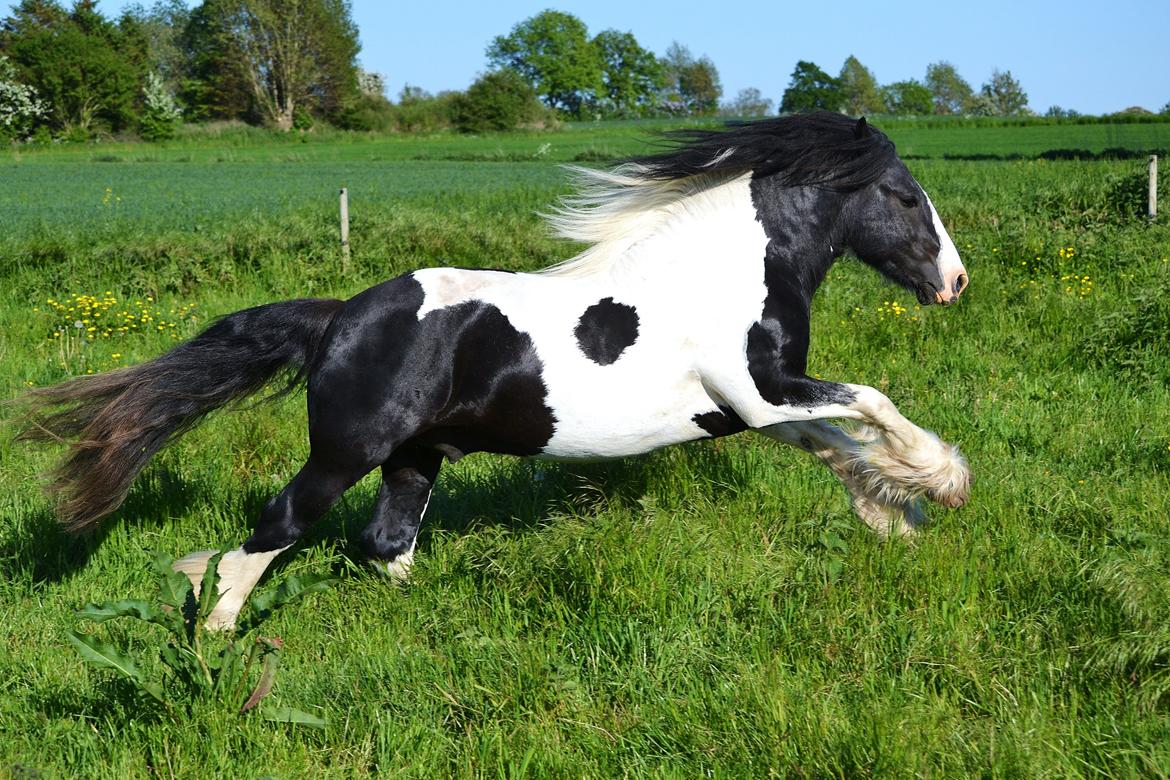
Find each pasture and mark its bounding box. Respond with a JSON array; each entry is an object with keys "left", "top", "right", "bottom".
[{"left": 1, "top": 121, "right": 1169, "bottom": 777}]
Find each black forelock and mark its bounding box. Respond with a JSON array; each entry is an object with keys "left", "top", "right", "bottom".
[{"left": 625, "top": 111, "right": 897, "bottom": 191}]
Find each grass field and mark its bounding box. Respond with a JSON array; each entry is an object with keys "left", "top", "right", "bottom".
[{"left": 2, "top": 120, "right": 1170, "bottom": 777}]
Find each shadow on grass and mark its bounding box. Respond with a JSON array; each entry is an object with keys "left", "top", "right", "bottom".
[
  {"left": 0, "top": 466, "right": 204, "bottom": 584},
  {"left": 5, "top": 441, "right": 754, "bottom": 582}
]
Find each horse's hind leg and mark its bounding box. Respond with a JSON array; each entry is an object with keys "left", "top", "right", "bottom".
[
  {"left": 175, "top": 451, "right": 372, "bottom": 630},
  {"left": 361, "top": 446, "right": 443, "bottom": 581},
  {"left": 758, "top": 420, "right": 926, "bottom": 538}
]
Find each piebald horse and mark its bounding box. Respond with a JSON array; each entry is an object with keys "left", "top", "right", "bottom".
[{"left": 21, "top": 113, "right": 970, "bottom": 629}]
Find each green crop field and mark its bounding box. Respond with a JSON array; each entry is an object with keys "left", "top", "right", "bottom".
[{"left": 2, "top": 121, "right": 1169, "bottom": 778}]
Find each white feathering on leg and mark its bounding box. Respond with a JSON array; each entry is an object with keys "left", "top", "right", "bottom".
[
  {"left": 846, "top": 424, "right": 970, "bottom": 509},
  {"left": 173, "top": 546, "right": 289, "bottom": 631},
  {"left": 372, "top": 542, "right": 415, "bottom": 583},
  {"left": 758, "top": 420, "right": 928, "bottom": 539}
]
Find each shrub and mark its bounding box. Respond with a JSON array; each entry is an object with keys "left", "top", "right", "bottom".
[
  {"left": 335, "top": 92, "right": 396, "bottom": 132},
  {"left": 394, "top": 85, "right": 458, "bottom": 132},
  {"left": 0, "top": 55, "right": 47, "bottom": 142},
  {"left": 452, "top": 70, "right": 549, "bottom": 133},
  {"left": 140, "top": 72, "right": 182, "bottom": 141}
]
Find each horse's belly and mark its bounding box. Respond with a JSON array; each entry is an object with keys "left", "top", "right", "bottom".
[{"left": 537, "top": 370, "right": 716, "bottom": 459}]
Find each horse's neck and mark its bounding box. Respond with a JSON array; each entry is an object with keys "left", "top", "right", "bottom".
[
  {"left": 608, "top": 177, "right": 838, "bottom": 308},
  {"left": 749, "top": 179, "right": 842, "bottom": 305},
  {"left": 599, "top": 176, "right": 771, "bottom": 292}
]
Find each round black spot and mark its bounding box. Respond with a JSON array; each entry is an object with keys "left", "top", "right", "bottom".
[{"left": 574, "top": 297, "right": 639, "bottom": 366}]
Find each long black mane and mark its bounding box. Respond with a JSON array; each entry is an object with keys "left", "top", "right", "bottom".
[{"left": 626, "top": 111, "right": 896, "bottom": 191}]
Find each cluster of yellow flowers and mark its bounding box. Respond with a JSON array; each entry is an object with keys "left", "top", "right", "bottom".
[
  {"left": 101, "top": 187, "right": 122, "bottom": 207},
  {"left": 1011, "top": 246, "right": 1092, "bottom": 300},
  {"left": 39, "top": 291, "right": 196, "bottom": 348},
  {"left": 36, "top": 292, "right": 198, "bottom": 375},
  {"left": 40, "top": 293, "right": 197, "bottom": 342},
  {"left": 1061, "top": 273, "right": 1093, "bottom": 298},
  {"left": 848, "top": 301, "right": 921, "bottom": 325}
]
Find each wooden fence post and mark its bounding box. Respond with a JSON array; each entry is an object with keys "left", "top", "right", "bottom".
[
  {"left": 340, "top": 187, "right": 351, "bottom": 272},
  {"left": 1149, "top": 155, "right": 1158, "bottom": 222}
]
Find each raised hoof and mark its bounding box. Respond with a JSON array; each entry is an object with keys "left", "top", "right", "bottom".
[
  {"left": 923, "top": 448, "right": 971, "bottom": 509},
  {"left": 849, "top": 433, "right": 971, "bottom": 512},
  {"left": 849, "top": 490, "right": 927, "bottom": 539}
]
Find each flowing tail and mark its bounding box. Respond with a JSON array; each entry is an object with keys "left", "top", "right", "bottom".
[{"left": 17, "top": 298, "right": 344, "bottom": 532}]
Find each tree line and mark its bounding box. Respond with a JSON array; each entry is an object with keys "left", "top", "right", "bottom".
[
  {"left": 0, "top": 0, "right": 368, "bottom": 141},
  {"left": 781, "top": 58, "right": 1034, "bottom": 118},
  {"left": 2, "top": 3, "right": 1166, "bottom": 143}
]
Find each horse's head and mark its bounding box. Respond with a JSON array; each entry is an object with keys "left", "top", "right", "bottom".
[{"left": 841, "top": 120, "right": 968, "bottom": 306}]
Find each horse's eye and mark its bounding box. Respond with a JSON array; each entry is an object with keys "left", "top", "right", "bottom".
[{"left": 900, "top": 195, "right": 918, "bottom": 209}]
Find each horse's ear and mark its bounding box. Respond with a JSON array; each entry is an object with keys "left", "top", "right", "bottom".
[{"left": 854, "top": 117, "right": 868, "bottom": 139}]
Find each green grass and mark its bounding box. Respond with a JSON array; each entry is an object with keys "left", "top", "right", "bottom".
[{"left": 1, "top": 127, "right": 1169, "bottom": 777}]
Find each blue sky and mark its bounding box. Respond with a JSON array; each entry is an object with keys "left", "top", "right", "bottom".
[{"left": 8, "top": 0, "right": 1169, "bottom": 115}]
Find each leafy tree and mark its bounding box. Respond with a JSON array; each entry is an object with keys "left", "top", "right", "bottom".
[
  {"left": 1045, "top": 105, "right": 1080, "bottom": 119},
  {"left": 721, "top": 87, "right": 772, "bottom": 118},
  {"left": 122, "top": 0, "right": 190, "bottom": 94},
  {"left": 882, "top": 79, "right": 933, "bottom": 115},
  {"left": 660, "top": 42, "right": 722, "bottom": 115},
  {"left": 838, "top": 55, "right": 885, "bottom": 115},
  {"left": 679, "top": 56, "right": 721, "bottom": 115},
  {"left": 924, "top": 61, "right": 973, "bottom": 115},
  {"left": 592, "top": 29, "right": 663, "bottom": 117},
  {"left": 452, "top": 69, "right": 547, "bottom": 133},
  {"left": 0, "top": 0, "right": 66, "bottom": 36},
  {"left": 179, "top": 0, "right": 250, "bottom": 120},
  {"left": 184, "top": 0, "right": 360, "bottom": 130},
  {"left": 1, "top": 0, "right": 148, "bottom": 134},
  {"left": 779, "top": 60, "right": 842, "bottom": 113},
  {"left": 976, "top": 69, "right": 1029, "bottom": 116},
  {"left": 487, "top": 10, "right": 602, "bottom": 117}
]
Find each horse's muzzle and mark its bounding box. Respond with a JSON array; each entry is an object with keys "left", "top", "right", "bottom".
[{"left": 934, "top": 272, "right": 969, "bottom": 305}]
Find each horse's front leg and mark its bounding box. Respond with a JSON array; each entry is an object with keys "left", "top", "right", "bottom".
[
  {"left": 757, "top": 419, "right": 926, "bottom": 538},
  {"left": 718, "top": 377, "right": 970, "bottom": 511}
]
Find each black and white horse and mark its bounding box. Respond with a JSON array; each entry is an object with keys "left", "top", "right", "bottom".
[{"left": 22, "top": 113, "right": 970, "bottom": 629}]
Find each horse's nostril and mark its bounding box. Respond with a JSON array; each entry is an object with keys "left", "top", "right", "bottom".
[{"left": 954, "top": 273, "right": 969, "bottom": 295}]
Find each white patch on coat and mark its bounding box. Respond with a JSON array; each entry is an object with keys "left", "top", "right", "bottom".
[
  {"left": 375, "top": 544, "right": 414, "bottom": 582},
  {"left": 173, "top": 545, "right": 290, "bottom": 631},
  {"left": 924, "top": 193, "right": 967, "bottom": 297}
]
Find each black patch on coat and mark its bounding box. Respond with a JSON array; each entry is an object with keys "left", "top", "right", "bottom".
[
  {"left": 574, "top": 297, "right": 639, "bottom": 365},
  {"left": 244, "top": 274, "right": 558, "bottom": 555},
  {"left": 692, "top": 406, "right": 748, "bottom": 437},
  {"left": 741, "top": 177, "right": 857, "bottom": 410},
  {"left": 306, "top": 274, "right": 558, "bottom": 467}
]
